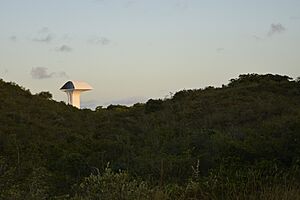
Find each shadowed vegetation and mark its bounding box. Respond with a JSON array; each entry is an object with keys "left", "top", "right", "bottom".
[{"left": 1, "top": 73, "right": 300, "bottom": 199}]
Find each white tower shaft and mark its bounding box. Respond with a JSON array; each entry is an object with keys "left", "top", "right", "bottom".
[{"left": 66, "top": 90, "right": 81, "bottom": 108}]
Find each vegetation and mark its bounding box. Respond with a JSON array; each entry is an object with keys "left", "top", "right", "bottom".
[{"left": 1, "top": 74, "right": 300, "bottom": 199}]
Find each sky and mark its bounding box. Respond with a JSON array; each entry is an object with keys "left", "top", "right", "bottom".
[{"left": 0, "top": 0, "right": 300, "bottom": 108}]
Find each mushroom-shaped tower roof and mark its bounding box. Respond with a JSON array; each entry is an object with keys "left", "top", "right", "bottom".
[{"left": 60, "top": 80, "right": 93, "bottom": 91}]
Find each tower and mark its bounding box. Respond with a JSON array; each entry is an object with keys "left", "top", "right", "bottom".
[{"left": 60, "top": 80, "right": 92, "bottom": 108}]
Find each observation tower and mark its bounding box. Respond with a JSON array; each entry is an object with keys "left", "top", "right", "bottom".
[{"left": 60, "top": 80, "right": 92, "bottom": 108}]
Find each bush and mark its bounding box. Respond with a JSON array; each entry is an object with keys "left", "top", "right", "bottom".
[{"left": 73, "top": 165, "right": 155, "bottom": 200}]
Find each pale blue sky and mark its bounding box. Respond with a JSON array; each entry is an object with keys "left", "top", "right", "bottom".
[{"left": 0, "top": 0, "right": 299, "bottom": 108}]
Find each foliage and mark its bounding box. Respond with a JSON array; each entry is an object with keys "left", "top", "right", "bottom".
[
  {"left": 72, "top": 165, "right": 154, "bottom": 200},
  {"left": 0, "top": 73, "right": 300, "bottom": 199},
  {"left": 36, "top": 91, "right": 53, "bottom": 100}
]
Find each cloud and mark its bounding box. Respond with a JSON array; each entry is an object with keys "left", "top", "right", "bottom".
[
  {"left": 62, "top": 34, "right": 71, "bottom": 41},
  {"left": 252, "top": 35, "right": 263, "bottom": 41},
  {"left": 38, "top": 27, "right": 50, "bottom": 33},
  {"left": 123, "top": 0, "right": 136, "bottom": 8},
  {"left": 290, "top": 16, "right": 300, "bottom": 20},
  {"left": 88, "top": 36, "right": 111, "bottom": 45},
  {"left": 31, "top": 67, "right": 52, "bottom": 79},
  {"left": 56, "top": 71, "right": 68, "bottom": 78},
  {"left": 175, "top": 0, "right": 190, "bottom": 10},
  {"left": 81, "top": 100, "right": 99, "bottom": 109},
  {"left": 33, "top": 27, "right": 54, "bottom": 43},
  {"left": 9, "top": 35, "right": 17, "bottom": 42},
  {"left": 1, "top": 68, "right": 8, "bottom": 76},
  {"left": 30, "top": 67, "right": 68, "bottom": 79},
  {"left": 56, "top": 45, "right": 72, "bottom": 52},
  {"left": 268, "top": 23, "right": 286, "bottom": 37},
  {"left": 106, "top": 96, "right": 147, "bottom": 106},
  {"left": 216, "top": 48, "right": 225, "bottom": 53},
  {"left": 33, "top": 34, "right": 53, "bottom": 42},
  {"left": 93, "top": 0, "right": 109, "bottom": 5}
]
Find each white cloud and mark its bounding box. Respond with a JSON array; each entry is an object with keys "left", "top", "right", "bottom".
[
  {"left": 268, "top": 23, "right": 286, "bottom": 37},
  {"left": 30, "top": 67, "right": 68, "bottom": 79}
]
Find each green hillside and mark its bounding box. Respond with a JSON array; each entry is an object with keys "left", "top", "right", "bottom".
[{"left": 1, "top": 74, "right": 300, "bottom": 199}]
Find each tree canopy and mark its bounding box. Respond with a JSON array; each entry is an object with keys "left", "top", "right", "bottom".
[{"left": 1, "top": 74, "right": 300, "bottom": 199}]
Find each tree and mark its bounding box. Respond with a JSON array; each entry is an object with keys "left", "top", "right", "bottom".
[{"left": 36, "top": 91, "right": 53, "bottom": 100}]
